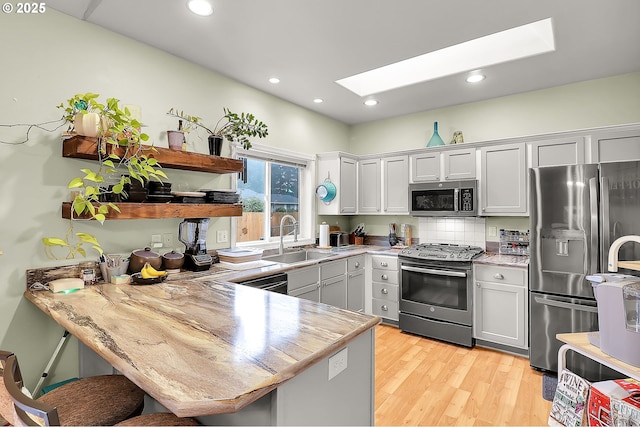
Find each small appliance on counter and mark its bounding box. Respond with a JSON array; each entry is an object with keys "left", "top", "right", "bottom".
[
  {"left": 178, "top": 218, "right": 213, "bottom": 271},
  {"left": 586, "top": 235, "right": 640, "bottom": 367},
  {"left": 587, "top": 273, "right": 640, "bottom": 368},
  {"left": 329, "top": 231, "right": 349, "bottom": 247}
]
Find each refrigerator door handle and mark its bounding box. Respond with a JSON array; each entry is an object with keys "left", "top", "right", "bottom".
[
  {"left": 589, "top": 177, "right": 599, "bottom": 272},
  {"left": 600, "top": 176, "right": 610, "bottom": 272},
  {"left": 534, "top": 296, "right": 598, "bottom": 313}
]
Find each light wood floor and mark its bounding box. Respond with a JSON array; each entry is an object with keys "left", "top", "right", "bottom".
[{"left": 375, "top": 324, "right": 552, "bottom": 426}]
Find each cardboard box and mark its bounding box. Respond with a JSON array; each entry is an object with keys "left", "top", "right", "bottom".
[{"left": 588, "top": 378, "right": 640, "bottom": 426}]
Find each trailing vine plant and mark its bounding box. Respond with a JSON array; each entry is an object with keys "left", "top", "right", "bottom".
[{"left": 42, "top": 93, "right": 168, "bottom": 259}]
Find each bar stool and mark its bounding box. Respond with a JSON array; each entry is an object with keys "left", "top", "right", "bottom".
[{"left": 1, "top": 350, "right": 198, "bottom": 426}]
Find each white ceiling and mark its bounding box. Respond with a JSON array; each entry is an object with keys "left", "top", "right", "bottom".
[{"left": 46, "top": 0, "right": 640, "bottom": 125}]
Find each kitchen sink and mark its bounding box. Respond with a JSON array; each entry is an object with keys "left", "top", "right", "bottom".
[{"left": 262, "top": 249, "right": 333, "bottom": 264}]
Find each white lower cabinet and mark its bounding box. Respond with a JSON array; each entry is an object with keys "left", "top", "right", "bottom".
[
  {"left": 347, "top": 255, "right": 365, "bottom": 312},
  {"left": 288, "top": 265, "right": 320, "bottom": 302},
  {"left": 473, "top": 263, "right": 528, "bottom": 349},
  {"left": 369, "top": 255, "right": 399, "bottom": 322}
]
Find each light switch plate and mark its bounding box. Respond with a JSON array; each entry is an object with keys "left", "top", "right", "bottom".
[{"left": 217, "top": 230, "right": 229, "bottom": 243}]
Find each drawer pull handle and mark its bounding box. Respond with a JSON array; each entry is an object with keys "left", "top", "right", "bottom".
[
  {"left": 381, "top": 274, "right": 388, "bottom": 280},
  {"left": 355, "top": 262, "right": 360, "bottom": 268},
  {"left": 381, "top": 305, "right": 388, "bottom": 311},
  {"left": 380, "top": 262, "right": 388, "bottom": 267},
  {"left": 494, "top": 273, "right": 504, "bottom": 280},
  {"left": 381, "top": 288, "right": 388, "bottom": 295}
]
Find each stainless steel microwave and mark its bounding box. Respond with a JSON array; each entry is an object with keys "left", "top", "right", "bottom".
[{"left": 409, "top": 180, "right": 477, "bottom": 217}]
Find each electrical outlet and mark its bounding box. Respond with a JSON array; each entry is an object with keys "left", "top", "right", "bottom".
[
  {"left": 488, "top": 226, "right": 497, "bottom": 237},
  {"left": 151, "top": 234, "right": 163, "bottom": 249},
  {"left": 328, "top": 348, "right": 348, "bottom": 380},
  {"left": 217, "top": 230, "right": 229, "bottom": 243},
  {"left": 163, "top": 233, "right": 174, "bottom": 249}
]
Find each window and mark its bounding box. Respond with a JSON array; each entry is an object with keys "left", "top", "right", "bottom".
[{"left": 234, "top": 144, "right": 315, "bottom": 248}]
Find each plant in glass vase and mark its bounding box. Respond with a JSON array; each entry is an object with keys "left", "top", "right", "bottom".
[
  {"left": 167, "top": 107, "right": 268, "bottom": 154},
  {"left": 43, "top": 93, "right": 168, "bottom": 259}
]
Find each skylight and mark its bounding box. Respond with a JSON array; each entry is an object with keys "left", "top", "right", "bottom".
[{"left": 336, "top": 18, "right": 555, "bottom": 96}]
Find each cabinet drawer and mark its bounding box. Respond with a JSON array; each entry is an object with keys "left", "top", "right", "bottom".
[
  {"left": 287, "top": 266, "right": 319, "bottom": 291},
  {"left": 370, "top": 255, "right": 398, "bottom": 271},
  {"left": 321, "top": 259, "right": 346, "bottom": 280},
  {"left": 347, "top": 255, "right": 364, "bottom": 273},
  {"left": 474, "top": 264, "right": 526, "bottom": 286},
  {"left": 372, "top": 269, "right": 398, "bottom": 285},
  {"left": 372, "top": 298, "right": 399, "bottom": 320},
  {"left": 372, "top": 282, "right": 398, "bottom": 302}
]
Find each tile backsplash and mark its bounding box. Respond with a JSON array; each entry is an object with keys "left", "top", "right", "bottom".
[{"left": 418, "top": 217, "right": 486, "bottom": 249}]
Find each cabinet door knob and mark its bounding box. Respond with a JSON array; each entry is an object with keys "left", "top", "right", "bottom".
[
  {"left": 380, "top": 262, "right": 388, "bottom": 267},
  {"left": 494, "top": 273, "right": 504, "bottom": 280},
  {"left": 381, "top": 274, "right": 388, "bottom": 280},
  {"left": 381, "top": 288, "right": 388, "bottom": 295},
  {"left": 355, "top": 262, "right": 360, "bottom": 268},
  {"left": 476, "top": 282, "right": 481, "bottom": 287},
  {"left": 381, "top": 305, "right": 388, "bottom": 311}
]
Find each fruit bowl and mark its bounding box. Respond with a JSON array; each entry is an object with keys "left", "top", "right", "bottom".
[{"left": 130, "top": 272, "right": 167, "bottom": 285}]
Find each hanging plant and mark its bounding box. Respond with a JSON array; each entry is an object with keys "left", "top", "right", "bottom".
[{"left": 43, "top": 93, "right": 168, "bottom": 259}]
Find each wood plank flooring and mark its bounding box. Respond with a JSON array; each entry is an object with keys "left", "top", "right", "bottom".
[{"left": 375, "top": 324, "right": 552, "bottom": 426}]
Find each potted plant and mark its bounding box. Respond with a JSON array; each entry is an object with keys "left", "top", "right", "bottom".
[
  {"left": 167, "top": 107, "right": 268, "bottom": 154},
  {"left": 43, "top": 93, "right": 168, "bottom": 259}
]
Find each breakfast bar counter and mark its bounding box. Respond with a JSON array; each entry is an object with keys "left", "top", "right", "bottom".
[{"left": 24, "top": 277, "right": 380, "bottom": 424}]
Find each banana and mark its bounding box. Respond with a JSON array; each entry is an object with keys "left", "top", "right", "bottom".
[{"left": 141, "top": 262, "right": 167, "bottom": 279}]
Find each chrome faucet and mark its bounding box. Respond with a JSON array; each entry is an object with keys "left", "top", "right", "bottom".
[{"left": 279, "top": 214, "right": 298, "bottom": 255}]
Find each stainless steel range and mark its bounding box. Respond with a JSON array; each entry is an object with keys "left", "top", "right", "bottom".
[{"left": 398, "top": 243, "right": 484, "bottom": 347}]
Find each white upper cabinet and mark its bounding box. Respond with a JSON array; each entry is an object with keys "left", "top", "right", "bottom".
[
  {"left": 383, "top": 155, "right": 409, "bottom": 214},
  {"left": 317, "top": 152, "right": 358, "bottom": 215},
  {"left": 588, "top": 126, "right": 640, "bottom": 163},
  {"left": 410, "top": 151, "right": 440, "bottom": 182},
  {"left": 410, "top": 147, "right": 476, "bottom": 183},
  {"left": 358, "top": 158, "right": 381, "bottom": 213},
  {"left": 529, "top": 136, "right": 586, "bottom": 168},
  {"left": 443, "top": 147, "right": 476, "bottom": 180},
  {"left": 480, "top": 142, "right": 527, "bottom": 216}
]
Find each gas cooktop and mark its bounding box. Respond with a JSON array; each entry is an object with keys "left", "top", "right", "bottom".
[{"left": 399, "top": 243, "right": 484, "bottom": 261}]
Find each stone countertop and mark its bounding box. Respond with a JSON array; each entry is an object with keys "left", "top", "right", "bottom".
[
  {"left": 24, "top": 278, "right": 380, "bottom": 417},
  {"left": 473, "top": 252, "right": 529, "bottom": 268}
]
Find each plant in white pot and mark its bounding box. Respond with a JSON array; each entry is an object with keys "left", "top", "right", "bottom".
[
  {"left": 43, "top": 93, "right": 168, "bottom": 259},
  {"left": 167, "top": 107, "right": 268, "bottom": 154}
]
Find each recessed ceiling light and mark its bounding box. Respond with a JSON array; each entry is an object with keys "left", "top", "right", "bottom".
[
  {"left": 313, "top": 98, "right": 324, "bottom": 104},
  {"left": 269, "top": 77, "right": 280, "bottom": 84},
  {"left": 466, "top": 74, "right": 486, "bottom": 83},
  {"left": 187, "top": 0, "right": 213, "bottom": 16},
  {"left": 364, "top": 99, "right": 378, "bottom": 106},
  {"left": 336, "top": 18, "right": 555, "bottom": 96}
]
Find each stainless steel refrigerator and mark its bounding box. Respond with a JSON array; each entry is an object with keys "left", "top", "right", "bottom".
[{"left": 529, "top": 161, "right": 640, "bottom": 380}]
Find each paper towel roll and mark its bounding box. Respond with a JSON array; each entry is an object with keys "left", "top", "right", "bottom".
[{"left": 319, "top": 222, "right": 330, "bottom": 247}]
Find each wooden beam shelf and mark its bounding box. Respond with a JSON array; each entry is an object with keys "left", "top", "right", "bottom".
[
  {"left": 62, "top": 202, "right": 242, "bottom": 220},
  {"left": 62, "top": 135, "right": 243, "bottom": 174}
]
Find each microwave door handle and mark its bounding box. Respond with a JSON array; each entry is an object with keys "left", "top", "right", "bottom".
[
  {"left": 454, "top": 188, "right": 459, "bottom": 212},
  {"left": 401, "top": 265, "right": 467, "bottom": 278},
  {"left": 533, "top": 296, "right": 598, "bottom": 313}
]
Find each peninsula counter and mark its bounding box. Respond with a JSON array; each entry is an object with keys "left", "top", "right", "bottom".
[{"left": 25, "top": 277, "right": 380, "bottom": 425}]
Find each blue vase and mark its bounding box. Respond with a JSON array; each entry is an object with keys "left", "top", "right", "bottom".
[{"left": 426, "top": 122, "right": 445, "bottom": 147}]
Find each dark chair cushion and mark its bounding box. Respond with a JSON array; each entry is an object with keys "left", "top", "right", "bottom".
[
  {"left": 38, "top": 375, "right": 144, "bottom": 426},
  {"left": 116, "top": 412, "right": 200, "bottom": 426}
]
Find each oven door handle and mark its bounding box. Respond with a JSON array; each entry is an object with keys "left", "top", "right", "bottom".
[{"left": 401, "top": 265, "right": 467, "bottom": 278}]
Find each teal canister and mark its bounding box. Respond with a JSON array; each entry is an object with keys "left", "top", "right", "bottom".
[{"left": 426, "top": 121, "right": 445, "bottom": 147}]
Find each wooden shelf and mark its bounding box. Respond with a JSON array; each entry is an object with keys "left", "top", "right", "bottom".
[
  {"left": 62, "top": 202, "right": 242, "bottom": 220},
  {"left": 62, "top": 135, "right": 243, "bottom": 174}
]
